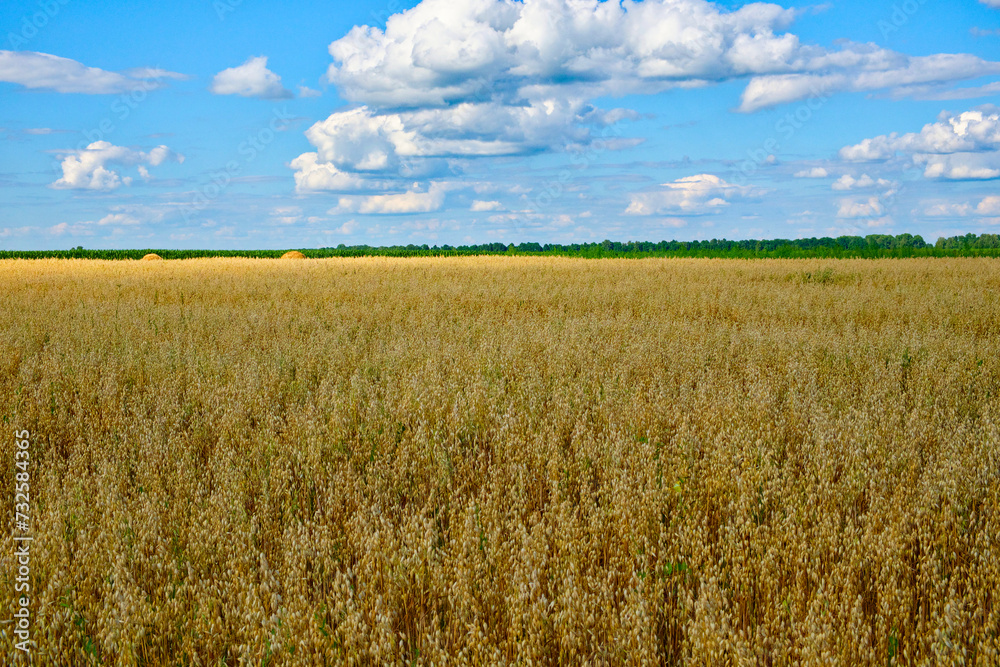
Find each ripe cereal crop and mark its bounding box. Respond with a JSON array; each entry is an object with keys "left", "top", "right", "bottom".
[{"left": 1, "top": 256, "right": 998, "bottom": 665}]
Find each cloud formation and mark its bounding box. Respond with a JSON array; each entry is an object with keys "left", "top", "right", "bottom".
[
  {"left": 840, "top": 109, "right": 1000, "bottom": 180},
  {"left": 292, "top": 0, "right": 1000, "bottom": 215},
  {"left": 836, "top": 197, "right": 886, "bottom": 219},
  {"left": 625, "top": 174, "right": 753, "bottom": 216},
  {"left": 325, "top": 0, "right": 999, "bottom": 112},
  {"left": 210, "top": 56, "right": 293, "bottom": 99},
  {"left": 290, "top": 100, "right": 631, "bottom": 192},
  {"left": 330, "top": 182, "right": 450, "bottom": 215},
  {"left": 831, "top": 174, "right": 892, "bottom": 190},
  {"left": 471, "top": 200, "right": 504, "bottom": 211},
  {"left": 51, "top": 141, "right": 183, "bottom": 191},
  {"left": 921, "top": 195, "right": 1000, "bottom": 217},
  {"left": 0, "top": 51, "right": 186, "bottom": 94}
]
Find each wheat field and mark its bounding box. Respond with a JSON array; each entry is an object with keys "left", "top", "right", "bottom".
[{"left": 1, "top": 257, "right": 998, "bottom": 665}]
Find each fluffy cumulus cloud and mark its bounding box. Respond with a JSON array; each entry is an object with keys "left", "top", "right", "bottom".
[
  {"left": 210, "top": 56, "right": 292, "bottom": 99},
  {"left": 324, "top": 0, "right": 999, "bottom": 111},
  {"left": 290, "top": 100, "right": 633, "bottom": 193},
  {"left": 840, "top": 109, "right": 1000, "bottom": 180},
  {"left": 292, "top": 0, "right": 1000, "bottom": 214},
  {"left": 978, "top": 195, "right": 1000, "bottom": 215},
  {"left": 794, "top": 167, "right": 828, "bottom": 178},
  {"left": 288, "top": 152, "right": 369, "bottom": 193},
  {"left": 836, "top": 196, "right": 887, "bottom": 220},
  {"left": 0, "top": 51, "right": 186, "bottom": 94},
  {"left": 834, "top": 173, "right": 898, "bottom": 221},
  {"left": 51, "top": 141, "right": 183, "bottom": 191},
  {"left": 625, "top": 174, "right": 753, "bottom": 216}
]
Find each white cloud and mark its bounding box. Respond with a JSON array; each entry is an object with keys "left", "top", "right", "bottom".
[
  {"left": 831, "top": 173, "right": 892, "bottom": 190},
  {"left": 915, "top": 197, "right": 1000, "bottom": 218},
  {"left": 289, "top": 100, "right": 628, "bottom": 192},
  {"left": 292, "top": 0, "right": 1000, "bottom": 212},
  {"left": 79, "top": 205, "right": 168, "bottom": 228},
  {"left": 298, "top": 85, "right": 322, "bottom": 98},
  {"left": 292, "top": 0, "right": 1000, "bottom": 213},
  {"left": 978, "top": 195, "right": 1000, "bottom": 215},
  {"left": 841, "top": 110, "right": 1000, "bottom": 160},
  {"left": 49, "top": 205, "right": 168, "bottom": 236},
  {"left": 921, "top": 202, "right": 974, "bottom": 217},
  {"left": 895, "top": 80, "right": 1000, "bottom": 101},
  {"left": 738, "top": 54, "right": 1000, "bottom": 112},
  {"left": 324, "top": 0, "right": 999, "bottom": 112},
  {"left": 330, "top": 182, "right": 450, "bottom": 214},
  {"left": 51, "top": 141, "right": 183, "bottom": 191},
  {"left": 298, "top": 102, "right": 605, "bottom": 175},
  {"left": 272, "top": 206, "right": 303, "bottom": 225},
  {"left": 0, "top": 226, "right": 32, "bottom": 239},
  {"left": 840, "top": 109, "right": 1000, "bottom": 180},
  {"left": 25, "top": 128, "right": 53, "bottom": 135},
  {"left": 915, "top": 153, "right": 1000, "bottom": 180},
  {"left": 471, "top": 200, "right": 504, "bottom": 211},
  {"left": 832, "top": 174, "right": 868, "bottom": 190},
  {"left": 625, "top": 174, "right": 753, "bottom": 216},
  {"left": 96, "top": 213, "right": 141, "bottom": 226},
  {"left": 836, "top": 196, "right": 885, "bottom": 219},
  {"left": 0, "top": 51, "right": 185, "bottom": 94},
  {"left": 794, "top": 167, "right": 828, "bottom": 178},
  {"left": 288, "top": 152, "right": 368, "bottom": 193},
  {"left": 981, "top": 0, "right": 1000, "bottom": 7},
  {"left": 210, "top": 56, "right": 292, "bottom": 99},
  {"left": 326, "top": 220, "right": 360, "bottom": 234}
]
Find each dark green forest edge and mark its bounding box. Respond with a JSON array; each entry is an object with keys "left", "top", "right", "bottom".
[{"left": 3, "top": 233, "right": 999, "bottom": 260}]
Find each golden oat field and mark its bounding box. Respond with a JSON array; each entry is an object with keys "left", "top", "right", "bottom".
[{"left": 1, "top": 256, "right": 999, "bottom": 666}]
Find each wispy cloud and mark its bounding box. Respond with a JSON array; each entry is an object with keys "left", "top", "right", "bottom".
[{"left": 0, "top": 51, "right": 186, "bottom": 94}]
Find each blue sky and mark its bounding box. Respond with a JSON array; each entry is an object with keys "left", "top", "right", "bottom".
[{"left": 2, "top": 0, "right": 1000, "bottom": 249}]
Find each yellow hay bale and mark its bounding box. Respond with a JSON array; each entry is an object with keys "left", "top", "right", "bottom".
[
  {"left": 281, "top": 251, "right": 307, "bottom": 259},
  {"left": 141, "top": 253, "right": 163, "bottom": 261}
]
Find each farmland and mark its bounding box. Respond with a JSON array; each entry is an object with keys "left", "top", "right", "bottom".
[{"left": 1, "top": 256, "right": 998, "bottom": 664}]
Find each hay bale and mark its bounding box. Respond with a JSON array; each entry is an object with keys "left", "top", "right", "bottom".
[
  {"left": 281, "top": 251, "right": 307, "bottom": 260},
  {"left": 141, "top": 253, "right": 163, "bottom": 261}
]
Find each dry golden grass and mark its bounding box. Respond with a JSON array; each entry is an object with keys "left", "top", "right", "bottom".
[
  {"left": 1, "top": 257, "right": 998, "bottom": 665},
  {"left": 281, "top": 251, "right": 307, "bottom": 260}
]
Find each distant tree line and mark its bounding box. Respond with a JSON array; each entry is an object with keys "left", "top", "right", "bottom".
[{"left": 2, "top": 233, "right": 999, "bottom": 260}]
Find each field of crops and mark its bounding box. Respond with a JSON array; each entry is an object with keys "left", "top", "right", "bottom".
[{"left": 2, "top": 256, "right": 998, "bottom": 665}]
